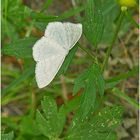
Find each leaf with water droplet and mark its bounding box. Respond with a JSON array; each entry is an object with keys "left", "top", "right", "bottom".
[
  {"left": 36, "top": 96, "right": 66, "bottom": 139},
  {"left": 65, "top": 106, "right": 123, "bottom": 140}
]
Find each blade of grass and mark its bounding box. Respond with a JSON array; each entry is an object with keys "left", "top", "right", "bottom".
[
  {"left": 78, "top": 43, "right": 96, "bottom": 63},
  {"left": 2, "top": 67, "right": 34, "bottom": 96},
  {"left": 106, "top": 66, "right": 138, "bottom": 83},
  {"left": 105, "top": 66, "right": 138, "bottom": 89},
  {"left": 112, "top": 87, "right": 139, "bottom": 109},
  {"left": 2, "top": 94, "right": 28, "bottom": 106}
]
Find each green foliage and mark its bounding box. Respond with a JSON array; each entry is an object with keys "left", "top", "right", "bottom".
[
  {"left": 105, "top": 65, "right": 138, "bottom": 89},
  {"left": 2, "top": 0, "right": 31, "bottom": 41},
  {"left": 36, "top": 96, "right": 66, "bottom": 139},
  {"left": 65, "top": 106, "right": 123, "bottom": 140},
  {"left": 19, "top": 116, "right": 40, "bottom": 136},
  {"left": 2, "top": 131, "right": 14, "bottom": 140},
  {"left": 2, "top": 37, "right": 37, "bottom": 59},
  {"left": 32, "top": 6, "right": 84, "bottom": 31},
  {"left": 58, "top": 44, "right": 78, "bottom": 76},
  {"left": 35, "top": 96, "right": 123, "bottom": 140},
  {"left": 83, "top": 0, "right": 104, "bottom": 47},
  {"left": 73, "top": 64, "right": 105, "bottom": 119},
  {"left": 2, "top": 67, "right": 34, "bottom": 96},
  {"left": 1, "top": 0, "right": 138, "bottom": 139},
  {"left": 112, "top": 88, "right": 139, "bottom": 109},
  {"left": 41, "top": 0, "right": 53, "bottom": 12}
]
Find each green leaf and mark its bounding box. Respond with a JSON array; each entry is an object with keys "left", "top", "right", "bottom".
[
  {"left": 2, "top": 131, "right": 14, "bottom": 140},
  {"left": 65, "top": 106, "right": 123, "bottom": 140},
  {"left": 1, "top": 117, "right": 17, "bottom": 130},
  {"left": 93, "top": 64, "right": 105, "bottom": 97},
  {"left": 83, "top": 0, "right": 104, "bottom": 47},
  {"left": 2, "top": 0, "right": 32, "bottom": 41},
  {"left": 60, "top": 95, "right": 81, "bottom": 115},
  {"left": 36, "top": 96, "right": 66, "bottom": 139},
  {"left": 57, "top": 44, "right": 78, "bottom": 76},
  {"left": 2, "top": 67, "right": 34, "bottom": 96},
  {"left": 20, "top": 116, "right": 40, "bottom": 136},
  {"left": 31, "top": 6, "right": 84, "bottom": 23},
  {"left": 100, "top": 0, "right": 131, "bottom": 44},
  {"left": 31, "top": 12, "right": 57, "bottom": 22},
  {"left": 41, "top": 0, "right": 53, "bottom": 12},
  {"left": 73, "top": 67, "right": 90, "bottom": 95},
  {"left": 58, "top": 6, "right": 84, "bottom": 21},
  {"left": 73, "top": 64, "right": 105, "bottom": 118},
  {"left": 2, "top": 37, "right": 37, "bottom": 58},
  {"left": 79, "top": 75, "right": 96, "bottom": 119}
]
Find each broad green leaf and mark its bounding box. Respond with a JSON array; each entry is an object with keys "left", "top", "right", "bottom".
[
  {"left": 93, "top": 64, "right": 105, "bottom": 97},
  {"left": 36, "top": 111, "right": 51, "bottom": 138},
  {"left": 31, "top": 6, "right": 84, "bottom": 23},
  {"left": 58, "top": 6, "right": 84, "bottom": 21},
  {"left": 41, "top": 96, "right": 57, "bottom": 121},
  {"left": 57, "top": 44, "right": 78, "bottom": 76},
  {"left": 65, "top": 106, "right": 123, "bottom": 140},
  {"left": 83, "top": 0, "right": 104, "bottom": 47},
  {"left": 2, "top": 37, "right": 37, "bottom": 58},
  {"left": 2, "top": 131, "right": 14, "bottom": 140},
  {"left": 73, "top": 64, "right": 105, "bottom": 118},
  {"left": 79, "top": 75, "right": 96, "bottom": 119},
  {"left": 20, "top": 116, "right": 40, "bottom": 136},
  {"left": 60, "top": 95, "right": 81, "bottom": 115},
  {"left": 101, "top": 0, "right": 133, "bottom": 44},
  {"left": 31, "top": 12, "right": 57, "bottom": 22},
  {"left": 32, "top": 6, "right": 84, "bottom": 31},
  {"left": 104, "top": 132, "right": 117, "bottom": 140},
  {"left": 102, "top": 0, "right": 116, "bottom": 16},
  {"left": 36, "top": 96, "right": 66, "bottom": 139},
  {"left": 73, "top": 67, "right": 91, "bottom": 95}
]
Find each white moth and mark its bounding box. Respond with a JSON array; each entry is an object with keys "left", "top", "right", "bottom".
[{"left": 33, "top": 22, "right": 82, "bottom": 88}]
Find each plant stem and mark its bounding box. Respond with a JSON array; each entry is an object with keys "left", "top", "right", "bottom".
[
  {"left": 25, "top": 20, "right": 35, "bottom": 37},
  {"left": 78, "top": 43, "right": 97, "bottom": 63},
  {"left": 30, "top": 89, "right": 36, "bottom": 118},
  {"left": 102, "top": 10, "right": 125, "bottom": 72}
]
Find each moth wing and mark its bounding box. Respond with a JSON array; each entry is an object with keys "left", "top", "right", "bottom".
[
  {"left": 44, "top": 22, "right": 68, "bottom": 48},
  {"left": 35, "top": 54, "right": 66, "bottom": 88},
  {"left": 44, "top": 22, "right": 82, "bottom": 50},
  {"left": 63, "top": 22, "right": 82, "bottom": 49},
  {"left": 33, "top": 36, "right": 65, "bottom": 62}
]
